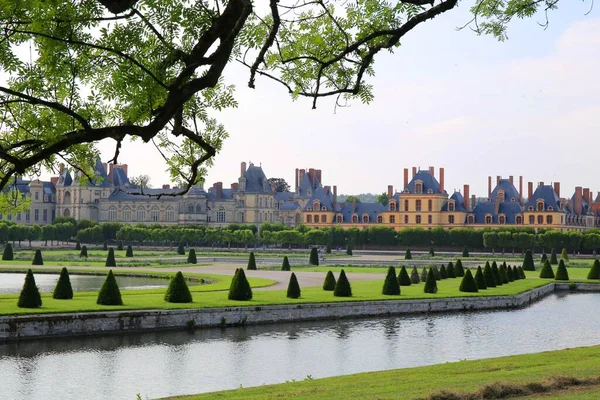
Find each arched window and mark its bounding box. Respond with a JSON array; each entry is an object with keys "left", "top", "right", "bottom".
[
  {"left": 485, "top": 215, "right": 492, "bottom": 224},
  {"left": 497, "top": 190, "right": 505, "bottom": 202},
  {"left": 536, "top": 201, "right": 544, "bottom": 212},
  {"left": 352, "top": 214, "right": 358, "bottom": 223},
  {"left": 122, "top": 206, "right": 131, "bottom": 221},
  {"left": 448, "top": 201, "right": 455, "bottom": 212},
  {"left": 63, "top": 191, "right": 71, "bottom": 204},
  {"left": 63, "top": 208, "right": 70, "bottom": 217},
  {"left": 427, "top": 189, "right": 433, "bottom": 194},
  {"left": 216, "top": 207, "right": 225, "bottom": 223},
  {"left": 336, "top": 215, "right": 343, "bottom": 223},
  {"left": 166, "top": 206, "right": 175, "bottom": 222},
  {"left": 321, "top": 206, "right": 327, "bottom": 211},
  {"left": 187, "top": 204, "right": 194, "bottom": 213},
  {"left": 313, "top": 201, "right": 320, "bottom": 210},
  {"left": 362, "top": 214, "right": 369, "bottom": 223},
  {"left": 537, "top": 215, "right": 544, "bottom": 224},
  {"left": 498, "top": 214, "right": 506, "bottom": 224},
  {"left": 136, "top": 208, "right": 145, "bottom": 221},
  {"left": 511, "top": 198, "right": 516, "bottom": 202},
  {"left": 546, "top": 215, "right": 553, "bottom": 224},
  {"left": 467, "top": 215, "right": 474, "bottom": 224},
  {"left": 306, "top": 215, "right": 312, "bottom": 223},
  {"left": 307, "top": 206, "right": 312, "bottom": 211},
  {"left": 377, "top": 215, "right": 383, "bottom": 223},
  {"left": 108, "top": 206, "right": 117, "bottom": 221},
  {"left": 516, "top": 215, "right": 523, "bottom": 224},
  {"left": 196, "top": 204, "right": 202, "bottom": 214},
  {"left": 528, "top": 206, "right": 533, "bottom": 211},
  {"left": 415, "top": 182, "right": 423, "bottom": 194},
  {"left": 548, "top": 206, "right": 554, "bottom": 211},
  {"left": 151, "top": 206, "right": 160, "bottom": 222}
]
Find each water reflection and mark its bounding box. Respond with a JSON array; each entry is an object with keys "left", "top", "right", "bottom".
[{"left": 0, "top": 293, "right": 599, "bottom": 400}]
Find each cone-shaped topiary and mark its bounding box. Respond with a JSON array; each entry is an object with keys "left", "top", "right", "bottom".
[
  {"left": 404, "top": 248, "right": 412, "bottom": 260},
  {"left": 75, "top": 241, "right": 81, "bottom": 251},
  {"left": 561, "top": 248, "right": 569, "bottom": 261},
  {"left": 80, "top": 245, "right": 88, "bottom": 258},
  {"left": 18, "top": 269, "right": 42, "bottom": 308},
  {"left": 555, "top": 259, "right": 569, "bottom": 281},
  {"left": 429, "top": 247, "right": 435, "bottom": 257},
  {"left": 446, "top": 261, "right": 456, "bottom": 278},
  {"left": 491, "top": 261, "right": 502, "bottom": 286},
  {"left": 420, "top": 267, "right": 428, "bottom": 282},
  {"left": 398, "top": 266, "right": 412, "bottom": 286},
  {"left": 512, "top": 265, "right": 520, "bottom": 280},
  {"left": 346, "top": 244, "right": 353, "bottom": 255},
  {"left": 32, "top": 249, "right": 43, "bottom": 265},
  {"left": 125, "top": 245, "right": 133, "bottom": 257},
  {"left": 523, "top": 250, "right": 535, "bottom": 271},
  {"left": 475, "top": 266, "right": 487, "bottom": 290},
  {"left": 309, "top": 247, "right": 319, "bottom": 266},
  {"left": 462, "top": 246, "right": 470, "bottom": 257},
  {"left": 325, "top": 244, "right": 331, "bottom": 254},
  {"left": 187, "top": 249, "right": 197, "bottom": 264},
  {"left": 539, "top": 260, "right": 555, "bottom": 279},
  {"left": 281, "top": 256, "right": 291, "bottom": 271},
  {"left": 382, "top": 266, "right": 401, "bottom": 295},
  {"left": 439, "top": 264, "right": 448, "bottom": 279},
  {"left": 540, "top": 253, "right": 547, "bottom": 263},
  {"left": 228, "top": 268, "right": 253, "bottom": 300},
  {"left": 587, "top": 259, "right": 600, "bottom": 280},
  {"left": 518, "top": 266, "right": 526, "bottom": 279},
  {"left": 247, "top": 252, "right": 257, "bottom": 270},
  {"left": 507, "top": 265, "right": 515, "bottom": 282},
  {"left": 550, "top": 248, "right": 558, "bottom": 265},
  {"left": 53, "top": 267, "right": 73, "bottom": 299},
  {"left": 117, "top": 241, "right": 123, "bottom": 251},
  {"left": 2, "top": 243, "right": 13, "bottom": 261},
  {"left": 459, "top": 269, "right": 478, "bottom": 293},
  {"left": 287, "top": 272, "right": 301, "bottom": 298},
  {"left": 105, "top": 248, "right": 116, "bottom": 267},
  {"left": 410, "top": 266, "right": 420, "bottom": 284},
  {"left": 164, "top": 271, "right": 193, "bottom": 303},
  {"left": 484, "top": 261, "right": 496, "bottom": 288},
  {"left": 96, "top": 270, "right": 123, "bottom": 305},
  {"left": 423, "top": 268, "right": 438, "bottom": 294},
  {"left": 334, "top": 269, "right": 352, "bottom": 297},
  {"left": 177, "top": 242, "right": 185, "bottom": 255},
  {"left": 499, "top": 264, "right": 509, "bottom": 284},
  {"left": 454, "top": 259, "right": 465, "bottom": 277},
  {"left": 103, "top": 241, "right": 108, "bottom": 251},
  {"left": 323, "top": 270, "right": 336, "bottom": 291},
  {"left": 432, "top": 266, "right": 441, "bottom": 281}
]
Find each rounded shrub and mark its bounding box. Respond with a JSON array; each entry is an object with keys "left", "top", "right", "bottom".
[
  {"left": 423, "top": 268, "right": 438, "bottom": 294},
  {"left": 80, "top": 245, "right": 88, "bottom": 258},
  {"left": 96, "top": 270, "right": 123, "bottom": 305},
  {"left": 506, "top": 265, "right": 515, "bottom": 282},
  {"left": 247, "top": 252, "right": 257, "bottom": 270},
  {"left": 117, "top": 241, "right": 124, "bottom": 251},
  {"left": 512, "top": 265, "right": 520, "bottom": 280},
  {"left": 281, "top": 256, "right": 291, "bottom": 271},
  {"left": 439, "top": 264, "right": 448, "bottom": 279},
  {"left": 75, "top": 241, "right": 81, "bottom": 251},
  {"left": 53, "top": 267, "right": 73, "bottom": 300},
  {"left": 2, "top": 243, "right": 14, "bottom": 261},
  {"left": 125, "top": 244, "right": 133, "bottom": 258},
  {"left": 420, "top": 267, "right": 428, "bottom": 282},
  {"left": 187, "top": 249, "right": 197, "bottom": 264},
  {"left": 587, "top": 259, "right": 600, "bottom": 280},
  {"left": 164, "top": 271, "right": 193, "bottom": 303},
  {"left": 103, "top": 241, "right": 108, "bottom": 251},
  {"left": 18, "top": 269, "right": 42, "bottom": 308},
  {"left": 491, "top": 261, "right": 502, "bottom": 286},
  {"left": 462, "top": 246, "right": 470, "bottom": 257},
  {"left": 32, "top": 249, "right": 43, "bottom": 266},
  {"left": 550, "top": 248, "right": 558, "bottom": 265},
  {"left": 561, "top": 248, "right": 569, "bottom": 262},
  {"left": 523, "top": 250, "right": 535, "bottom": 271},
  {"left": 540, "top": 253, "right": 547, "bottom": 263},
  {"left": 346, "top": 244, "right": 353, "bottom": 256},
  {"left": 410, "top": 266, "right": 420, "bottom": 284},
  {"left": 446, "top": 261, "right": 456, "bottom": 278},
  {"left": 334, "top": 269, "right": 352, "bottom": 297},
  {"left": 459, "top": 269, "right": 478, "bottom": 293},
  {"left": 499, "top": 264, "right": 509, "bottom": 284},
  {"left": 518, "top": 266, "right": 526, "bottom": 279},
  {"left": 105, "top": 248, "right": 116, "bottom": 267},
  {"left": 429, "top": 247, "right": 435, "bottom": 257},
  {"left": 325, "top": 244, "right": 331, "bottom": 254},
  {"left": 382, "top": 266, "right": 400, "bottom": 295},
  {"left": 398, "top": 266, "right": 412, "bottom": 286},
  {"left": 177, "top": 242, "right": 185, "bottom": 255},
  {"left": 484, "top": 261, "right": 496, "bottom": 288},
  {"left": 539, "top": 260, "right": 555, "bottom": 279},
  {"left": 404, "top": 248, "right": 412, "bottom": 260},
  {"left": 455, "top": 259, "right": 465, "bottom": 277},
  {"left": 474, "top": 266, "right": 487, "bottom": 290},
  {"left": 323, "top": 271, "right": 336, "bottom": 291},
  {"left": 287, "top": 273, "right": 301, "bottom": 299},
  {"left": 309, "top": 247, "right": 319, "bottom": 266},
  {"left": 555, "top": 259, "right": 569, "bottom": 281},
  {"left": 432, "top": 266, "right": 441, "bottom": 281},
  {"left": 228, "top": 268, "right": 253, "bottom": 300}
]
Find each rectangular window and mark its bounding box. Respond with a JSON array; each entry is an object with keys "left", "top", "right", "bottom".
[
  {"left": 416, "top": 200, "right": 422, "bottom": 212},
  {"left": 238, "top": 200, "right": 245, "bottom": 207},
  {"left": 390, "top": 215, "right": 396, "bottom": 224},
  {"left": 35, "top": 192, "right": 39, "bottom": 201},
  {"left": 404, "top": 200, "right": 409, "bottom": 211},
  {"left": 427, "top": 215, "right": 432, "bottom": 224},
  {"left": 547, "top": 215, "right": 553, "bottom": 224},
  {"left": 537, "top": 215, "right": 544, "bottom": 224},
  {"left": 314, "top": 215, "right": 320, "bottom": 223},
  {"left": 34, "top": 209, "right": 39, "bottom": 221},
  {"left": 416, "top": 215, "right": 421, "bottom": 224},
  {"left": 428, "top": 200, "right": 432, "bottom": 211},
  {"left": 529, "top": 215, "right": 535, "bottom": 224},
  {"left": 151, "top": 210, "right": 160, "bottom": 221},
  {"left": 43, "top": 209, "right": 48, "bottom": 222},
  {"left": 404, "top": 215, "right": 408, "bottom": 224},
  {"left": 123, "top": 210, "right": 131, "bottom": 221},
  {"left": 51, "top": 210, "right": 55, "bottom": 222},
  {"left": 109, "top": 209, "right": 117, "bottom": 221},
  {"left": 7, "top": 214, "right": 11, "bottom": 220},
  {"left": 321, "top": 215, "right": 327, "bottom": 223},
  {"left": 16, "top": 212, "right": 21, "bottom": 221},
  {"left": 26, "top": 211, "right": 30, "bottom": 222},
  {"left": 449, "top": 215, "right": 455, "bottom": 224},
  {"left": 216, "top": 211, "right": 225, "bottom": 222},
  {"left": 306, "top": 215, "right": 312, "bottom": 223},
  {"left": 136, "top": 210, "right": 145, "bottom": 221}
]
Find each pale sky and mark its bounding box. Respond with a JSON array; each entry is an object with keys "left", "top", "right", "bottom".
[{"left": 92, "top": 3, "right": 599, "bottom": 199}]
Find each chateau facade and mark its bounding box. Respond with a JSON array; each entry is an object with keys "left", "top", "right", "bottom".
[{"left": 3, "top": 162, "right": 599, "bottom": 231}]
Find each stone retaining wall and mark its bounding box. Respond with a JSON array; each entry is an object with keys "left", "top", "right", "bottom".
[{"left": 0, "top": 283, "right": 598, "bottom": 342}]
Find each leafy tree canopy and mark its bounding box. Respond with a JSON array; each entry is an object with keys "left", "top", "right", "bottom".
[
  {"left": 267, "top": 178, "right": 290, "bottom": 193},
  {"left": 128, "top": 174, "right": 152, "bottom": 189}
]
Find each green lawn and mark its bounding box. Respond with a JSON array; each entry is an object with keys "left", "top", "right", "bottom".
[{"left": 165, "top": 345, "right": 600, "bottom": 399}]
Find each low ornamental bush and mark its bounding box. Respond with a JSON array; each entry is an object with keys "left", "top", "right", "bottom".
[
  {"left": 287, "top": 273, "right": 301, "bottom": 298},
  {"left": 410, "top": 266, "right": 420, "bottom": 284},
  {"left": 474, "top": 266, "right": 487, "bottom": 290},
  {"left": 523, "top": 250, "right": 536, "bottom": 271},
  {"left": 446, "top": 261, "right": 456, "bottom": 278},
  {"left": 484, "top": 261, "right": 496, "bottom": 288},
  {"left": 555, "top": 259, "right": 569, "bottom": 281},
  {"left": 420, "top": 267, "right": 428, "bottom": 282},
  {"left": 550, "top": 248, "right": 558, "bottom": 265},
  {"left": 518, "top": 266, "right": 527, "bottom": 279},
  {"left": 404, "top": 248, "right": 412, "bottom": 260},
  {"left": 499, "top": 263, "right": 509, "bottom": 284},
  {"left": 309, "top": 247, "right": 319, "bottom": 266},
  {"left": 587, "top": 259, "right": 600, "bottom": 280},
  {"left": 32, "top": 249, "right": 43, "bottom": 266},
  {"left": 462, "top": 246, "right": 470, "bottom": 257},
  {"left": 126, "top": 245, "right": 134, "bottom": 257},
  {"left": 177, "top": 242, "right": 185, "bottom": 255},
  {"left": 96, "top": 270, "right": 123, "bottom": 305},
  {"left": 512, "top": 265, "right": 520, "bottom": 280},
  {"left": 506, "top": 265, "right": 515, "bottom": 282},
  {"left": 228, "top": 268, "right": 252, "bottom": 300},
  {"left": 491, "top": 261, "right": 502, "bottom": 286},
  {"left": 334, "top": 269, "right": 352, "bottom": 297},
  {"left": 75, "top": 241, "right": 81, "bottom": 251},
  {"left": 382, "top": 266, "right": 400, "bottom": 295},
  {"left": 281, "top": 256, "right": 291, "bottom": 271},
  {"left": 432, "top": 266, "right": 441, "bottom": 281},
  {"left": 540, "top": 253, "right": 547, "bottom": 263},
  {"left": 80, "top": 245, "right": 88, "bottom": 258},
  {"left": 2, "top": 243, "right": 13, "bottom": 261},
  {"left": 105, "top": 248, "right": 116, "bottom": 267},
  {"left": 164, "top": 271, "right": 193, "bottom": 303},
  {"left": 247, "top": 252, "right": 257, "bottom": 270},
  {"left": 423, "top": 268, "right": 438, "bottom": 294},
  {"left": 439, "top": 264, "right": 448, "bottom": 279},
  {"left": 52, "top": 267, "right": 73, "bottom": 300},
  {"left": 455, "top": 259, "right": 465, "bottom": 277},
  {"left": 346, "top": 244, "right": 353, "bottom": 256},
  {"left": 561, "top": 248, "right": 569, "bottom": 261},
  {"left": 398, "top": 266, "right": 412, "bottom": 286},
  {"left": 429, "top": 247, "right": 435, "bottom": 257},
  {"left": 539, "top": 260, "right": 555, "bottom": 279},
  {"left": 459, "top": 269, "right": 478, "bottom": 293},
  {"left": 187, "top": 249, "right": 197, "bottom": 264},
  {"left": 18, "top": 269, "right": 42, "bottom": 308},
  {"left": 323, "top": 271, "right": 336, "bottom": 291}
]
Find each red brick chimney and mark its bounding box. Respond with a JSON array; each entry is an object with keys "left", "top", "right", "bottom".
[
  {"left": 299, "top": 169, "right": 306, "bottom": 185},
  {"left": 120, "top": 164, "right": 128, "bottom": 177},
  {"left": 102, "top": 162, "right": 108, "bottom": 175},
  {"left": 215, "top": 182, "right": 223, "bottom": 199},
  {"left": 403, "top": 168, "right": 409, "bottom": 189},
  {"left": 583, "top": 188, "right": 590, "bottom": 206},
  {"left": 429, "top": 166, "right": 434, "bottom": 176},
  {"left": 50, "top": 177, "right": 58, "bottom": 186},
  {"left": 162, "top": 184, "right": 170, "bottom": 190},
  {"left": 519, "top": 176, "right": 523, "bottom": 201},
  {"left": 496, "top": 175, "right": 501, "bottom": 185},
  {"left": 295, "top": 168, "right": 299, "bottom": 190},
  {"left": 463, "top": 184, "right": 470, "bottom": 211},
  {"left": 575, "top": 186, "right": 583, "bottom": 215},
  {"left": 316, "top": 169, "right": 322, "bottom": 184},
  {"left": 553, "top": 182, "right": 561, "bottom": 198},
  {"left": 324, "top": 185, "right": 330, "bottom": 195},
  {"left": 539, "top": 181, "right": 544, "bottom": 187},
  {"left": 488, "top": 176, "right": 492, "bottom": 198},
  {"left": 439, "top": 168, "right": 445, "bottom": 193},
  {"left": 231, "top": 182, "right": 239, "bottom": 190},
  {"left": 108, "top": 163, "right": 115, "bottom": 183},
  {"left": 240, "top": 162, "right": 247, "bottom": 178},
  {"left": 412, "top": 167, "right": 417, "bottom": 178},
  {"left": 308, "top": 168, "right": 315, "bottom": 185},
  {"left": 333, "top": 185, "right": 338, "bottom": 209},
  {"left": 509, "top": 175, "right": 513, "bottom": 185},
  {"left": 387, "top": 185, "right": 393, "bottom": 199}
]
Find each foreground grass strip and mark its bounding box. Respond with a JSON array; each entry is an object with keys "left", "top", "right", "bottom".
[{"left": 167, "top": 346, "right": 600, "bottom": 400}]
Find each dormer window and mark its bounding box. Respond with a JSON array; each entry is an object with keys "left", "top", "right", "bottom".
[
  {"left": 352, "top": 214, "right": 358, "bottom": 223},
  {"left": 377, "top": 215, "right": 383, "bottom": 223},
  {"left": 415, "top": 181, "right": 423, "bottom": 194},
  {"left": 485, "top": 214, "right": 492, "bottom": 224},
  {"left": 528, "top": 206, "right": 534, "bottom": 211},
  {"left": 498, "top": 190, "right": 505, "bottom": 202},
  {"left": 389, "top": 201, "right": 396, "bottom": 211},
  {"left": 321, "top": 206, "right": 327, "bottom": 211},
  {"left": 362, "top": 214, "right": 369, "bottom": 223},
  {"left": 307, "top": 206, "right": 312, "bottom": 211},
  {"left": 467, "top": 215, "right": 474, "bottom": 224},
  {"left": 313, "top": 201, "right": 320, "bottom": 210},
  {"left": 516, "top": 215, "right": 523, "bottom": 224},
  {"left": 511, "top": 197, "right": 516, "bottom": 202},
  {"left": 404, "top": 189, "right": 410, "bottom": 194},
  {"left": 536, "top": 200, "right": 544, "bottom": 211},
  {"left": 336, "top": 215, "right": 343, "bottom": 223},
  {"left": 448, "top": 201, "right": 455, "bottom": 212},
  {"left": 427, "top": 189, "right": 433, "bottom": 194},
  {"left": 548, "top": 206, "right": 554, "bottom": 211},
  {"left": 498, "top": 214, "right": 506, "bottom": 224}
]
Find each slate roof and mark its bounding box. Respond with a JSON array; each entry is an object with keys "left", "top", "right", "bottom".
[
  {"left": 243, "top": 165, "right": 272, "bottom": 193},
  {"left": 470, "top": 201, "right": 523, "bottom": 223},
  {"left": 279, "top": 201, "right": 300, "bottom": 211},
  {"left": 524, "top": 185, "right": 562, "bottom": 212},
  {"left": 112, "top": 166, "right": 129, "bottom": 187},
  {"left": 206, "top": 188, "right": 234, "bottom": 200},
  {"left": 275, "top": 192, "right": 295, "bottom": 202},
  {"left": 405, "top": 170, "right": 444, "bottom": 194},
  {"left": 304, "top": 186, "right": 341, "bottom": 212},
  {"left": 337, "top": 202, "right": 386, "bottom": 223},
  {"left": 565, "top": 194, "right": 590, "bottom": 216},
  {"left": 297, "top": 172, "right": 320, "bottom": 197},
  {"left": 441, "top": 191, "right": 467, "bottom": 212},
  {"left": 57, "top": 170, "right": 72, "bottom": 186},
  {"left": 490, "top": 179, "right": 521, "bottom": 202},
  {"left": 107, "top": 187, "right": 182, "bottom": 201}
]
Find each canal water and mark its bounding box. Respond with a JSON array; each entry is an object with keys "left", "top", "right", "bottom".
[{"left": 0, "top": 293, "right": 599, "bottom": 400}]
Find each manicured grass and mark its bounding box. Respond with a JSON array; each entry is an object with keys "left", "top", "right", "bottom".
[{"left": 165, "top": 345, "right": 600, "bottom": 399}]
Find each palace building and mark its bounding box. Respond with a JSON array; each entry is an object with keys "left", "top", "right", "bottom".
[{"left": 2, "top": 162, "right": 599, "bottom": 231}]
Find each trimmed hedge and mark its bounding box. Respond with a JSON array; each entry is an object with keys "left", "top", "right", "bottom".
[
  {"left": 462, "top": 246, "right": 470, "bottom": 257},
  {"left": 539, "top": 260, "right": 555, "bottom": 279},
  {"left": 439, "top": 264, "right": 448, "bottom": 279},
  {"left": 446, "top": 261, "right": 456, "bottom": 278},
  {"left": 587, "top": 259, "right": 600, "bottom": 280},
  {"left": 512, "top": 265, "right": 520, "bottom": 280},
  {"left": 555, "top": 259, "right": 569, "bottom": 281},
  {"left": 177, "top": 242, "right": 185, "bottom": 255},
  {"left": 518, "top": 266, "right": 526, "bottom": 279},
  {"left": 75, "top": 241, "right": 81, "bottom": 251},
  {"left": 228, "top": 268, "right": 253, "bottom": 300},
  {"left": 523, "top": 250, "right": 535, "bottom": 271},
  {"left": 32, "top": 249, "right": 43, "bottom": 266},
  {"left": 334, "top": 269, "right": 352, "bottom": 297},
  {"left": 429, "top": 247, "right": 435, "bottom": 257},
  {"left": 164, "top": 271, "right": 193, "bottom": 303},
  {"left": 561, "top": 248, "right": 569, "bottom": 261},
  {"left": 105, "top": 248, "right": 116, "bottom": 267},
  {"left": 346, "top": 244, "right": 353, "bottom": 256},
  {"left": 507, "top": 264, "right": 515, "bottom": 282},
  {"left": 247, "top": 252, "right": 257, "bottom": 270},
  {"left": 323, "top": 271, "right": 336, "bottom": 291},
  {"left": 432, "top": 266, "right": 441, "bottom": 281},
  {"left": 309, "top": 247, "right": 319, "bottom": 266},
  {"left": 420, "top": 267, "right": 428, "bottom": 282},
  {"left": 2, "top": 243, "right": 13, "bottom": 261},
  {"left": 52, "top": 267, "right": 73, "bottom": 300},
  {"left": 491, "top": 261, "right": 502, "bottom": 286},
  {"left": 187, "top": 249, "right": 197, "bottom": 264},
  {"left": 484, "top": 261, "right": 496, "bottom": 288},
  {"left": 499, "top": 263, "right": 509, "bottom": 284},
  {"left": 540, "top": 253, "right": 547, "bottom": 263},
  {"left": 80, "top": 245, "right": 88, "bottom": 258},
  {"left": 287, "top": 273, "right": 301, "bottom": 298},
  {"left": 281, "top": 256, "right": 291, "bottom": 271},
  {"left": 382, "top": 266, "right": 400, "bottom": 295},
  {"left": 423, "top": 268, "right": 438, "bottom": 294},
  {"left": 459, "top": 269, "right": 478, "bottom": 293},
  {"left": 398, "top": 266, "right": 412, "bottom": 286},
  {"left": 96, "top": 270, "right": 123, "bottom": 305},
  {"left": 404, "top": 248, "right": 412, "bottom": 260},
  {"left": 455, "top": 259, "right": 465, "bottom": 277},
  {"left": 126, "top": 245, "right": 134, "bottom": 257},
  {"left": 474, "top": 266, "right": 487, "bottom": 290},
  {"left": 550, "top": 248, "right": 558, "bottom": 265},
  {"left": 18, "top": 269, "right": 42, "bottom": 308},
  {"left": 410, "top": 266, "right": 420, "bottom": 284}
]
